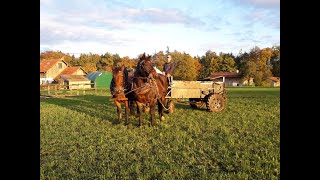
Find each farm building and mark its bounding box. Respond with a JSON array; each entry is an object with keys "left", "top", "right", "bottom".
[
  {"left": 40, "top": 58, "right": 68, "bottom": 84},
  {"left": 59, "top": 75, "right": 91, "bottom": 90},
  {"left": 53, "top": 66, "right": 88, "bottom": 81},
  {"left": 267, "top": 77, "right": 280, "bottom": 87},
  {"left": 86, "top": 72, "right": 113, "bottom": 88},
  {"left": 40, "top": 57, "right": 88, "bottom": 85},
  {"left": 202, "top": 71, "right": 254, "bottom": 87}
]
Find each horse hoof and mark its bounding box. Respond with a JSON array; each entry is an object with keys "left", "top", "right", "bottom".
[{"left": 161, "top": 116, "right": 165, "bottom": 121}]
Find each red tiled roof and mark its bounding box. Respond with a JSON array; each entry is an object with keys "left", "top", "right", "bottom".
[
  {"left": 268, "top": 77, "right": 280, "bottom": 82},
  {"left": 60, "top": 75, "right": 90, "bottom": 81},
  {"left": 209, "top": 72, "right": 240, "bottom": 78},
  {"left": 40, "top": 59, "right": 61, "bottom": 72},
  {"left": 54, "top": 67, "right": 86, "bottom": 80}
]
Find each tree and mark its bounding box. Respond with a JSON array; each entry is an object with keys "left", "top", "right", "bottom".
[
  {"left": 82, "top": 63, "right": 97, "bottom": 73},
  {"left": 218, "top": 52, "right": 236, "bottom": 72},
  {"left": 116, "top": 56, "right": 136, "bottom": 69},
  {"left": 238, "top": 46, "right": 273, "bottom": 86},
  {"left": 270, "top": 45, "right": 280, "bottom": 77},
  {"left": 40, "top": 51, "right": 72, "bottom": 62},
  {"left": 171, "top": 51, "right": 201, "bottom": 80},
  {"left": 152, "top": 51, "right": 167, "bottom": 70},
  {"left": 99, "top": 52, "right": 114, "bottom": 71},
  {"left": 199, "top": 50, "right": 218, "bottom": 79},
  {"left": 166, "top": 46, "right": 170, "bottom": 55},
  {"left": 112, "top": 54, "right": 121, "bottom": 66}
]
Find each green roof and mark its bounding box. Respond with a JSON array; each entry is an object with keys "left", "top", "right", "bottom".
[{"left": 86, "top": 72, "right": 113, "bottom": 87}]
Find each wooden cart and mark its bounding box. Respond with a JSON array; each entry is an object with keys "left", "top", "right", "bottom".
[{"left": 165, "top": 80, "right": 227, "bottom": 113}]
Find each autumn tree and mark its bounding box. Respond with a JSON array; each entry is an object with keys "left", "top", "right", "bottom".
[
  {"left": 238, "top": 46, "right": 273, "bottom": 86},
  {"left": 99, "top": 52, "right": 114, "bottom": 71},
  {"left": 67, "top": 55, "right": 77, "bottom": 66},
  {"left": 77, "top": 53, "right": 88, "bottom": 67},
  {"left": 40, "top": 51, "right": 74, "bottom": 64},
  {"left": 112, "top": 54, "right": 121, "bottom": 66},
  {"left": 171, "top": 51, "right": 201, "bottom": 80},
  {"left": 152, "top": 51, "right": 167, "bottom": 70},
  {"left": 270, "top": 45, "right": 280, "bottom": 77},
  {"left": 82, "top": 63, "right": 97, "bottom": 73},
  {"left": 116, "top": 56, "right": 137, "bottom": 69}
]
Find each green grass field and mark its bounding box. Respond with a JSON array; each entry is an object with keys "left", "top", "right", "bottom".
[{"left": 40, "top": 87, "right": 280, "bottom": 179}]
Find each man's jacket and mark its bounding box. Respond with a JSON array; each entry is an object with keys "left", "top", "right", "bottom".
[{"left": 163, "top": 62, "right": 175, "bottom": 75}]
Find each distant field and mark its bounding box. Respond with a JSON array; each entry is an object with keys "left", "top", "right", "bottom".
[{"left": 40, "top": 87, "right": 280, "bottom": 179}]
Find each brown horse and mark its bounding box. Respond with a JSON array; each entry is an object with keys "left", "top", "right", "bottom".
[
  {"left": 132, "top": 53, "right": 169, "bottom": 126},
  {"left": 110, "top": 65, "right": 136, "bottom": 125}
]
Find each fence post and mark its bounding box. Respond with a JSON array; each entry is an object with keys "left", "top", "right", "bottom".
[{"left": 47, "top": 84, "right": 50, "bottom": 95}]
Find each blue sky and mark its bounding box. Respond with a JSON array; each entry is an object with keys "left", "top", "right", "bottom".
[{"left": 40, "top": 0, "right": 279, "bottom": 58}]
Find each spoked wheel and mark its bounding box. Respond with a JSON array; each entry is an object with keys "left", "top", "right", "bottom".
[
  {"left": 206, "top": 93, "right": 226, "bottom": 112},
  {"left": 165, "top": 99, "right": 175, "bottom": 113}
]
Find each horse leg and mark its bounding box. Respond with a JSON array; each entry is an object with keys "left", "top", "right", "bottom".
[
  {"left": 136, "top": 101, "right": 144, "bottom": 127},
  {"left": 125, "top": 100, "right": 130, "bottom": 125},
  {"left": 114, "top": 100, "right": 122, "bottom": 123},
  {"left": 157, "top": 98, "right": 165, "bottom": 122}
]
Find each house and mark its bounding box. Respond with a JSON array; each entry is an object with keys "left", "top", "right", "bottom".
[
  {"left": 40, "top": 57, "right": 88, "bottom": 85},
  {"left": 54, "top": 66, "right": 88, "bottom": 81},
  {"left": 40, "top": 58, "right": 68, "bottom": 84},
  {"left": 201, "top": 71, "right": 254, "bottom": 87},
  {"left": 267, "top": 77, "right": 280, "bottom": 87}
]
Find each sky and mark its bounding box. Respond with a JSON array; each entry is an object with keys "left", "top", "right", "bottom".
[{"left": 40, "top": 0, "right": 280, "bottom": 58}]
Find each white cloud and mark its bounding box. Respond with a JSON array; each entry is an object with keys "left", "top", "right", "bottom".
[
  {"left": 246, "top": 0, "right": 279, "bottom": 7},
  {"left": 40, "top": 0, "right": 279, "bottom": 58},
  {"left": 40, "top": 0, "right": 53, "bottom": 6}
]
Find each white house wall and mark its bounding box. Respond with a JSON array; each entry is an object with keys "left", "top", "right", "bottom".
[{"left": 40, "top": 78, "right": 54, "bottom": 85}]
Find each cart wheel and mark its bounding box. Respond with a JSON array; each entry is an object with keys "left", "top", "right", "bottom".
[
  {"left": 166, "top": 100, "right": 175, "bottom": 113},
  {"left": 206, "top": 93, "right": 225, "bottom": 112}
]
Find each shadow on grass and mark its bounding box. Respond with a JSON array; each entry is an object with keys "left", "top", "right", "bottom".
[
  {"left": 41, "top": 94, "right": 212, "bottom": 127},
  {"left": 172, "top": 101, "right": 208, "bottom": 112},
  {"left": 41, "top": 95, "right": 123, "bottom": 125},
  {"left": 41, "top": 94, "right": 159, "bottom": 126}
]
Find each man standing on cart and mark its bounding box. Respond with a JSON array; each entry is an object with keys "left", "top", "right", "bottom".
[{"left": 163, "top": 55, "right": 175, "bottom": 86}]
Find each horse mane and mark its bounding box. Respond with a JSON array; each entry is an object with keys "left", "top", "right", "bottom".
[{"left": 123, "top": 67, "right": 131, "bottom": 92}]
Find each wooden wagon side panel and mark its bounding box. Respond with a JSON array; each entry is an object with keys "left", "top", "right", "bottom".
[
  {"left": 171, "top": 88, "right": 202, "bottom": 98},
  {"left": 170, "top": 81, "right": 213, "bottom": 98}
]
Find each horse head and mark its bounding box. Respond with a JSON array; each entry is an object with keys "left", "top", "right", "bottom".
[
  {"left": 136, "top": 52, "right": 158, "bottom": 79},
  {"left": 111, "top": 65, "right": 127, "bottom": 96}
]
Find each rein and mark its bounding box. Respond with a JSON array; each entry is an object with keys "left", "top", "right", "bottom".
[
  {"left": 128, "top": 75, "right": 169, "bottom": 111},
  {"left": 136, "top": 60, "right": 170, "bottom": 111}
]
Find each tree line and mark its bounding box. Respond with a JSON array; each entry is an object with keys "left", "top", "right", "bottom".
[{"left": 40, "top": 45, "right": 280, "bottom": 86}]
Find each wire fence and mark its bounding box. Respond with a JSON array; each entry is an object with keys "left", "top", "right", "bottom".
[{"left": 40, "top": 83, "right": 110, "bottom": 97}]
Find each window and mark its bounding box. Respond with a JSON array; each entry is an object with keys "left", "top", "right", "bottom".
[{"left": 58, "top": 63, "right": 62, "bottom": 69}]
